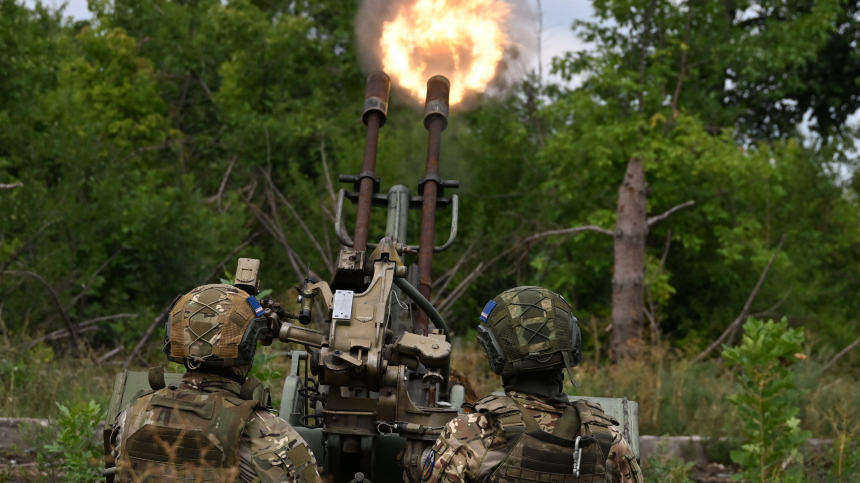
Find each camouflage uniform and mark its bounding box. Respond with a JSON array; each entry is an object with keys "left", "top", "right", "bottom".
[
  {"left": 425, "top": 391, "right": 642, "bottom": 483},
  {"left": 108, "top": 283, "right": 320, "bottom": 483},
  {"left": 427, "top": 286, "right": 643, "bottom": 483},
  {"left": 111, "top": 371, "right": 320, "bottom": 483}
]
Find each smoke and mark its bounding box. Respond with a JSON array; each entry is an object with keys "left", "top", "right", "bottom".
[{"left": 354, "top": 0, "right": 538, "bottom": 107}]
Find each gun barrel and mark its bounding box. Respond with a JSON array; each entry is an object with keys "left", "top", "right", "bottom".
[
  {"left": 353, "top": 72, "right": 391, "bottom": 252},
  {"left": 416, "top": 76, "right": 450, "bottom": 336}
]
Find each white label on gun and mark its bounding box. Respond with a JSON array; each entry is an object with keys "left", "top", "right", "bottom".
[{"left": 333, "top": 290, "right": 355, "bottom": 320}]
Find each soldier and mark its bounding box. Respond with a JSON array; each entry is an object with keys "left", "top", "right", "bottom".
[
  {"left": 109, "top": 283, "right": 321, "bottom": 483},
  {"left": 424, "top": 286, "right": 643, "bottom": 483}
]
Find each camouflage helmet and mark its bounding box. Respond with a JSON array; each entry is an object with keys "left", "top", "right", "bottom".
[
  {"left": 163, "top": 284, "right": 269, "bottom": 369},
  {"left": 476, "top": 286, "right": 582, "bottom": 381}
]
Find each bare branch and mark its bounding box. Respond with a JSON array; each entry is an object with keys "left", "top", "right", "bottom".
[
  {"left": 666, "top": 0, "right": 695, "bottom": 129},
  {"left": 0, "top": 222, "right": 53, "bottom": 273},
  {"left": 197, "top": 75, "right": 217, "bottom": 105},
  {"left": 438, "top": 262, "right": 485, "bottom": 318},
  {"left": 319, "top": 137, "right": 337, "bottom": 205},
  {"left": 431, "top": 241, "right": 476, "bottom": 305},
  {"left": 216, "top": 154, "right": 238, "bottom": 213},
  {"left": 0, "top": 301, "right": 9, "bottom": 349},
  {"left": 0, "top": 182, "right": 23, "bottom": 189},
  {"left": 30, "top": 313, "right": 137, "bottom": 347},
  {"left": 748, "top": 289, "right": 792, "bottom": 319},
  {"left": 693, "top": 234, "right": 786, "bottom": 363},
  {"left": 98, "top": 345, "right": 123, "bottom": 364},
  {"left": 245, "top": 197, "right": 305, "bottom": 283},
  {"left": 264, "top": 125, "right": 272, "bottom": 175},
  {"left": 819, "top": 335, "right": 860, "bottom": 375},
  {"left": 69, "top": 247, "right": 124, "bottom": 307},
  {"left": 647, "top": 200, "right": 695, "bottom": 227},
  {"left": 636, "top": 0, "right": 660, "bottom": 114},
  {"left": 658, "top": 229, "right": 672, "bottom": 270},
  {"left": 3, "top": 270, "right": 79, "bottom": 350},
  {"left": 260, "top": 168, "right": 332, "bottom": 269},
  {"left": 123, "top": 299, "right": 178, "bottom": 370},
  {"left": 524, "top": 225, "right": 614, "bottom": 244},
  {"left": 78, "top": 313, "right": 138, "bottom": 326}
]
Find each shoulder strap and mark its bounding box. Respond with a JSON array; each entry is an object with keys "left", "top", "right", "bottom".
[
  {"left": 573, "top": 399, "right": 620, "bottom": 427},
  {"left": 572, "top": 400, "right": 615, "bottom": 458},
  {"left": 551, "top": 404, "right": 581, "bottom": 439},
  {"left": 474, "top": 394, "right": 518, "bottom": 415}
]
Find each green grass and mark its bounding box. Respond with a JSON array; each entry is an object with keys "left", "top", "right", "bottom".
[{"left": 3, "top": 340, "right": 860, "bottom": 443}]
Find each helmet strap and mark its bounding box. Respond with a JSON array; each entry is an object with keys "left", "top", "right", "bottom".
[{"left": 562, "top": 351, "right": 580, "bottom": 388}]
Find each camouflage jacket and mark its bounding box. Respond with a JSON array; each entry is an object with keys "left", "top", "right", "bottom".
[
  {"left": 424, "top": 391, "right": 642, "bottom": 483},
  {"left": 110, "top": 372, "right": 321, "bottom": 483}
]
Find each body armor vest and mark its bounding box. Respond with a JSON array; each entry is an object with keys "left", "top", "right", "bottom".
[
  {"left": 474, "top": 395, "right": 617, "bottom": 483},
  {"left": 116, "top": 382, "right": 258, "bottom": 482}
]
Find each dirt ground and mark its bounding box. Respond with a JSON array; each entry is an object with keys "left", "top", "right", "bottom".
[
  {"left": 691, "top": 463, "right": 736, "bottom": 482},
  {"left": 0, "top": 452, "right": 47, "bottom": 483}
]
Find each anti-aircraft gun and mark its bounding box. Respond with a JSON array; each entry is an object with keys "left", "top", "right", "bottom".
[
  {"left": 102, "top": 72, "right": 641, "bottom": 483},
  {"left": 270, "top": 72, "right": 464, "bottom": 482}
]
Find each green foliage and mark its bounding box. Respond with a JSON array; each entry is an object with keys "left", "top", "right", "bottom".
[
  {"left": 44, "top": 401, "right": 103, "bottom": 483},
  {"left": 1, "top": 0, "right": 859, "bottom": 387},
  {"left": 250, "top": 350, "right": 283, "bottom": 385},
  {"left": 723, "top": 318, "right": 811, "bottom": 482}
]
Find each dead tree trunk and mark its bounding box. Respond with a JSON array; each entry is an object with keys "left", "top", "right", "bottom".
[{"left": 611, "top": 157, "right": 649, "bottom": 361}]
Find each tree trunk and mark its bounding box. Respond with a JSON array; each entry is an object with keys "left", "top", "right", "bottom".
[{"left": 611, "top": 157, "right": 649, "bottom": 361}]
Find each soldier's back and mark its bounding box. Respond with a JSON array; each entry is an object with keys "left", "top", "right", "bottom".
[
  {"left": 425, "top": 391, "right": 642, "bottom": 483},
  {"left": 112, "top": 374, "right": 320, "bottom": 483}
]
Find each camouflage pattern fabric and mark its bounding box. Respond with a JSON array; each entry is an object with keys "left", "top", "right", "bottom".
[
  {"left": 479, "top": 286, "right": 582, "bottom": 376},
  {"left": 168, "top": 284, "right": 257, "bottom": 364},
  {"left": 111, "top": 372, "right": 321, "bottom": 483},
  {"left": 486, "top": 287, "right": 572, "bottom": 358},
  {"left": 424, "top": 391, "right": 642, "bottom": 483}
]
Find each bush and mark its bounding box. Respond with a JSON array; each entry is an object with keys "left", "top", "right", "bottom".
[
  {"left": 44, "top": 401, "right": 103, "bottom": 483},
  {"left": 722, "top": 318, "right": 811, "bottom": 483}
]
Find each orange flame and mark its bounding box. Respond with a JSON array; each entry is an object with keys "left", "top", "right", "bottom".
[{"left": 380, "top": 0, "right": 510, "bottom": 105}]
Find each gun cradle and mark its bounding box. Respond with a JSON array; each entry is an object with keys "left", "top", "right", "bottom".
[{"left": 278, "top": 238, "right": 454, "bottom": 393}]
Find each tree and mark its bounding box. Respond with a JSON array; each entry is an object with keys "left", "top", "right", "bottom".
[{"left": 541, "top": 0, "right": 843, "bottom": 360}]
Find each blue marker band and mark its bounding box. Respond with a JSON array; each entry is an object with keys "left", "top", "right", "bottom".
[
  {"left": 247, "top": 296, "right": 264, "bottom": 317},
  {"left": 480, "top": 300, "right": 497, "bottom": 322}
]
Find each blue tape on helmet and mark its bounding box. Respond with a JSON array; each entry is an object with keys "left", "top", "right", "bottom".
[
  {"left": 247, "top": 296, "right": 264, "bottom": 317},
  {"left": 480, "top": 300, "right": 497, "bottom": 322},
  {"left": 557, "top": 293, "right": 572, "bottom": 308}
]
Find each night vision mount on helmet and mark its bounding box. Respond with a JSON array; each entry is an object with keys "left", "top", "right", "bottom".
[{"left": 477, "top": 286, "right": 582, "bottom": 385}]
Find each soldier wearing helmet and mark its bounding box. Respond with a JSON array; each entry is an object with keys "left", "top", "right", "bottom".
[
  {"left": 424, "top": 286, "right": 643, "bottom": 483},
  {"left": 108, "top": 280, "right": 321, "bottom": 483}
]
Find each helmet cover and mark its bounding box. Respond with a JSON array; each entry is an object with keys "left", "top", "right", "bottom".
[
  {"left": 165, "top": 284, "right": 268, "bottom": 368},
  {"left": 477, "top": 286, "right": 581, "bottom": 376}
]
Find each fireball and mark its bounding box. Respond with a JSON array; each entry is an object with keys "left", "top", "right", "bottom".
[{"left": 380, "top": 0, "right": 510, "bottom": 105}]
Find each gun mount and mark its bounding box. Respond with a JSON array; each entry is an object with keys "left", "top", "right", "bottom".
[{"left": 273, "top": 72, "right": 463, "bottom": 482}]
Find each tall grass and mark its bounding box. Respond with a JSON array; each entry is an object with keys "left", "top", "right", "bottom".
[
  {"left": 0, "top": 344, "right": 117, "bottom": 418},
  {"left": 450, "top": 339, "right": 860, "bottom": 440},
  {"left": 3, "top": 339, "right": 859, "bottom": 441}
]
